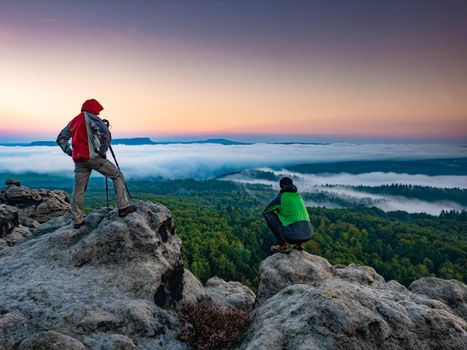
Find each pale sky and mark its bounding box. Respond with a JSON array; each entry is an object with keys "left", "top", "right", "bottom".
[{"left": 0, "top": 0, "right": 466, "bottom": 142}]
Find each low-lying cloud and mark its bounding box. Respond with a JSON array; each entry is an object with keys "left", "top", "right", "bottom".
[
  {"left": 222, "top": 169, "right": 467, "bottom": 215},
  {"left": 312, "top": 187, "right": 466, "bottom": 215},
  {"left": 1, "top": 143, "right": 465, "bottom": 215},
  {"left": 223, "top": 174, "right": 467, "bottom": 215},
  {"left": 0, "top": 143, "right": 466, "bottom": 179},
  {"left": 235, "top": 168, "right": 467, "bottom": 189}
]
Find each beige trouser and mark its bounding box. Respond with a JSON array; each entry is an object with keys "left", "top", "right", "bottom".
[{"left": 72, "top": 156, "right": 129, "bottom": 224}]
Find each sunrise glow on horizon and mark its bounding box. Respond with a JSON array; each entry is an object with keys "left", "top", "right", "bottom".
[{"left": 1, "top": 1, "right": 466, "bottom": 142}]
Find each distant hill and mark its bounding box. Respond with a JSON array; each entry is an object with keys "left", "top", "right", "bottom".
[
  {"left": 0, "top": 139, "right": 330, "bottom": 147},
  {"left": 272, "top": 142, "right": 329, "bottom": 145},
  {"left": 29, "top": 138, "right": 157, "bottom": 146},
  {"left": 26, "top": 138, "right": 251, "bottom": 146},
  {"left": 157, "top": 138, "right": 253, "bottom": 145},
  {"left": 0, "top": 143, "right": 30, "bottom": 146},
  {"left": 287, "top": 157, "right": 467, "bottom": 176},
  {"left": 28, "top": 141, "right": 57, "bottom": 146}
]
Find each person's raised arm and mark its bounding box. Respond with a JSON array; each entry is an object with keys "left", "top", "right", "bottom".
[{"left": 56, "top": 124, "right": 72, "bottom": 156}]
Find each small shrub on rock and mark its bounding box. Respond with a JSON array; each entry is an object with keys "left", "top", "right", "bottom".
[{"left": 178, "top": 302, "right": 250, "bottom": 350}]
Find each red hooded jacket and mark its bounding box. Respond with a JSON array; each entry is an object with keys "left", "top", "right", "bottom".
[{"left": 56, "top": 99, "right": 111, "bottom": 161}]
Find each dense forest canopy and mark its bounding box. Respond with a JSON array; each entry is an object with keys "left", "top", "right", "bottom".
[
  {"left": 83, "top": 179, "right": 467, "bottom": 289},
  {"left": 1, "top": 174, "right": 465, "bottom": 290}
]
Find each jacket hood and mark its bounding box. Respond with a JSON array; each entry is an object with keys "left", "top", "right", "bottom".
[
  {"left": 81, "top": 99, "right": 104, "bottom": 115},
  {"left": 280, "top": 184, "right": 298, "bottom": 193}
]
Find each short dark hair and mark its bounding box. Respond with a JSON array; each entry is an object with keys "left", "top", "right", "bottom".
[{"left": 279, "top": 177, "right": 293, "bottom": 188}]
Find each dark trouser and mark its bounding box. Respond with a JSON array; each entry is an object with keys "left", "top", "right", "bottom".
[
  {"left": 264, "top": 213, "right": 312, "bottom": 245},
  {"left": 264, "top": 212, "right": 286, "bottom": 244}
]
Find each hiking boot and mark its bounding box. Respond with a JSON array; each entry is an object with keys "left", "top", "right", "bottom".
[
  {"left": 293, "top": 243, "right": 304, "bottom": 251},
  {"left": 73, "top": 222, "right": 84, "bottom": 229},
  {"left": 270, "top": 243, "right": 289, "bottom": 253},
  {"left": 118, "top": 205, "right": 137, "bottom": 217}
]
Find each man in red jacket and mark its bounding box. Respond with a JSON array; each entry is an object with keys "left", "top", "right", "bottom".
[{"left": 57, "top": 99, "right": 136, "bottom": 229}]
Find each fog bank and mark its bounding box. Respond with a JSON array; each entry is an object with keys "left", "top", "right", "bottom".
[
  {"left": 0, "top": 143, "right": 466, "bottom": 179},
  {"left": 222, "top": 170, "right": 467, "bottom": 215}
]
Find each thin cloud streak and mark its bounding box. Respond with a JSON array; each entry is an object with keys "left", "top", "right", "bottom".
[
  {"left": 243, "top": 168, "right": 467, "bottom": 189},
  {"left": 310, "top": 189, "right": 465, "bottom": 215}
]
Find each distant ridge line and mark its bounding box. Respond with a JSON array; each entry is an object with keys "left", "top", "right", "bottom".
[{"left": 0, "top": 138, "right": 329, "bottom": 147}]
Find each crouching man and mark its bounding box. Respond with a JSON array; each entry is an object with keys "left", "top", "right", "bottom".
[
  {"left": 57, "top": 98, "right": 136, "bottom": 229},
  {"left": 263, "top": 177, "right": 313, "bottom": 253}
]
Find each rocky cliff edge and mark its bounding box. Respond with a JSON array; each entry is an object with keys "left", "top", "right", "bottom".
[
  {"left": 0, "top": 200, "right": 196, "bottom": 349},
  {"left": 239, "top": 251, "right": 466, "bottom": 350}
]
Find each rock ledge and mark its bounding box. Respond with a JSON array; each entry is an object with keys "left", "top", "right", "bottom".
[{"left": 239, "top": 250, "right": 467, "bottom": 350}]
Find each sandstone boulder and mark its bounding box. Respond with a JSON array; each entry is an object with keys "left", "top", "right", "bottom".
[
  {"left": 205, "top": 277, "right": 256, "bottom": 311},
  {"left": 410, "top": 277, "right": 467, "bottom": 319},
  {"left": 0, "top": 204, "right": 19, "bottom": 237},
  {"left": 181, "top": 269, "right": 206, "bottom": 306},
  {"left": 239, "top": 250, "right": 467, "bottom": 350},
  {"left": 0, "top": 204, "right": 32, "bottom": 248},
  {"left": 19, "top": 331, "right": 85, "bottom": 350},
  {"left": 5, "top": 178, "right": 21, "bottom": 187},
  {"left": 0, "top": 200, "right": 191, "bottom": 350},
  {"left": 256, "top": 249, "right": 333, "bottom": 305},
  {"left": 0, "top": 180, "right": 71, "bottom": 249},
  {"left": 0, "top": 184, "right": 70, "bottom": 223}
]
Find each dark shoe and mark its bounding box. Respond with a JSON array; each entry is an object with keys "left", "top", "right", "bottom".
[
  {"left": 270, "top": 243, "right": 289, "bottom": 253},
  {"left": 118, "top": 205, "right": 137, "bottom": 217},
  {"left": 293, "top": 243, "right": 304, "bottom": 251},
  {"left": 73, "top": 222, "right": 84, "bottom": 229}
]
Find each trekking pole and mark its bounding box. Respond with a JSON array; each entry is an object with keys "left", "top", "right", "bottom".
[
  {"left": 105, "top": 177, "right": 110, "bottom": 217},
  {"left": 102, "top": 119, "right": 132, "bottom": 199},
  {"left": 108, "top": 144, "right": 132, "bottom": 199}
]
